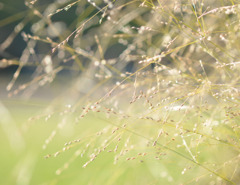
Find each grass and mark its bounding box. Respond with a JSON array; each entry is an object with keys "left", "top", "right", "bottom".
[{"left": 0, "top": 0, "right": 240, "bottom": 184}]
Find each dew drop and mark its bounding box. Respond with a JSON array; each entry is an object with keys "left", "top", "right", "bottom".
[{"left": 64, "top": 5, "right": 71, "bottom": 11}]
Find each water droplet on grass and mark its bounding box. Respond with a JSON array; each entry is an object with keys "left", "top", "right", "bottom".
[{"left": 64, "top": 5, "right": 71, "bottom": 11}]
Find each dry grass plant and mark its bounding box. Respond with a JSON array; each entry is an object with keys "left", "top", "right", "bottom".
[{"left": 1, "top": 0, "right": 240, "bottom": 184}]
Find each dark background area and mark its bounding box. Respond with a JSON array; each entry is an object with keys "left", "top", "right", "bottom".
[{"left": 0, "top": 0, "right": 79, "bottom": 99}]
